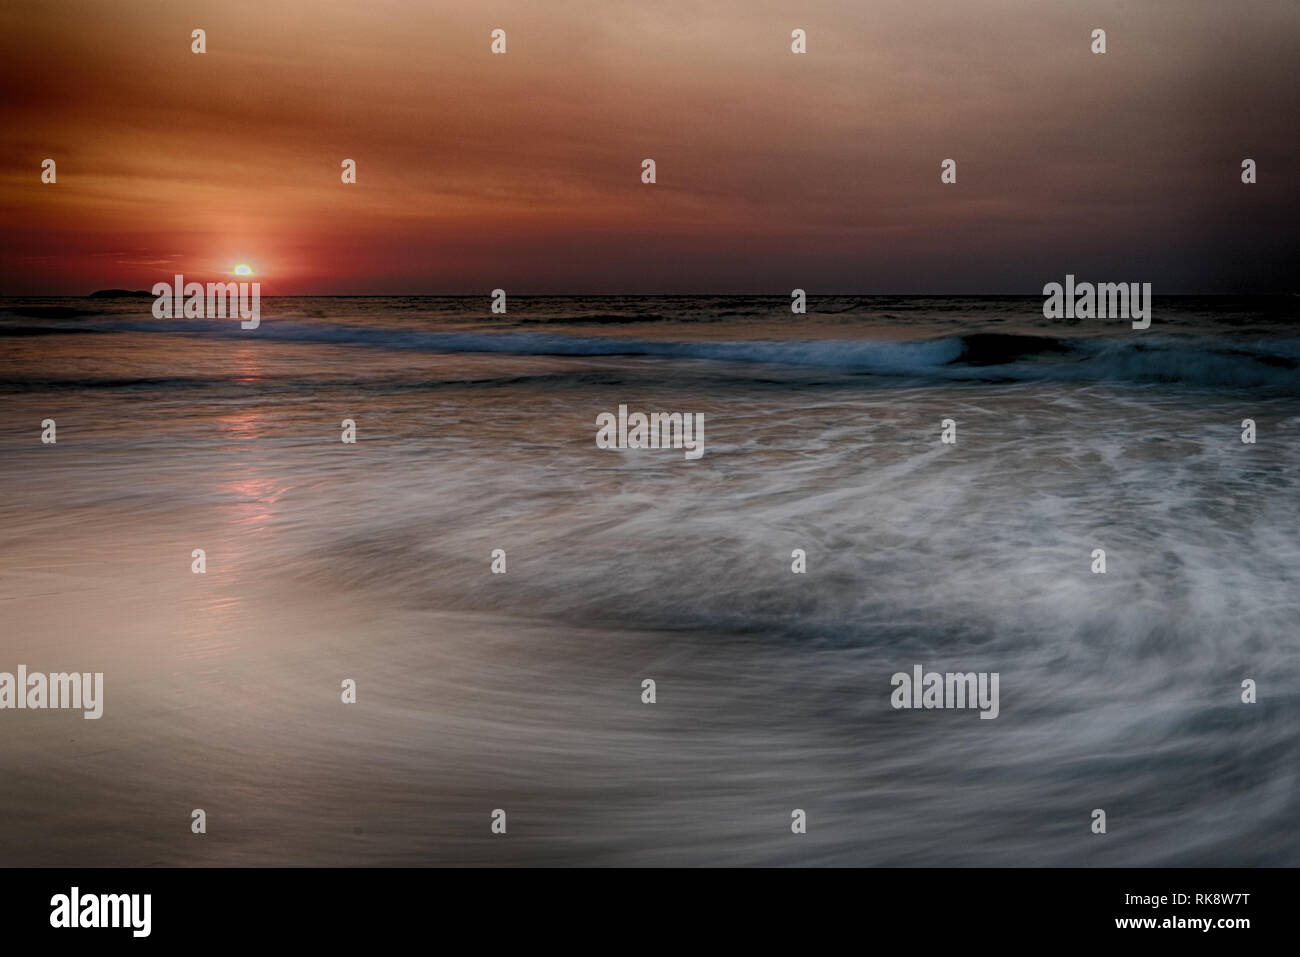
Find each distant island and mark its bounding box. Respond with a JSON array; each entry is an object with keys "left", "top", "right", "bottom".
[{"left": 88, "top": 289, "right": 152, "bottom": 298}]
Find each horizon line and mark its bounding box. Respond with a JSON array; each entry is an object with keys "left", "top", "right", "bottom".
[{"left": 4, "top": 291, "right": 1295, "bottom": 299}]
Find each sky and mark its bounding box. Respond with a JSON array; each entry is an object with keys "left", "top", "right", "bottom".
[{"left": 1, "top": 0, "right": 1296, "bottom": 295}]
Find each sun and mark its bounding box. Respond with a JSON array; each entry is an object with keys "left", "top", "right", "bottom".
[{"left": 233, "top": 264, "right": 253, "bottom": 276}]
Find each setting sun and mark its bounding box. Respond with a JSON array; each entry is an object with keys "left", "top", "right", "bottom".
[{"left": 234, "top": 264, "right": 253, "bottom": 276}]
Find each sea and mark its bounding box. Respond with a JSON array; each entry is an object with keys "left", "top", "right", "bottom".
[{"left": 0, "top": 294, "right": 1297, "bottom": 865}]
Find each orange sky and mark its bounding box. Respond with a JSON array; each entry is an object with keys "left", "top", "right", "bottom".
[{"left": 1, "top": 0, "right": 1296, "bottom": 294}]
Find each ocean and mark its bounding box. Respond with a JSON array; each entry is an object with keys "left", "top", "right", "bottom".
[{"left": 1, "top": 294, "right": 1297, "bottom": 866}]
